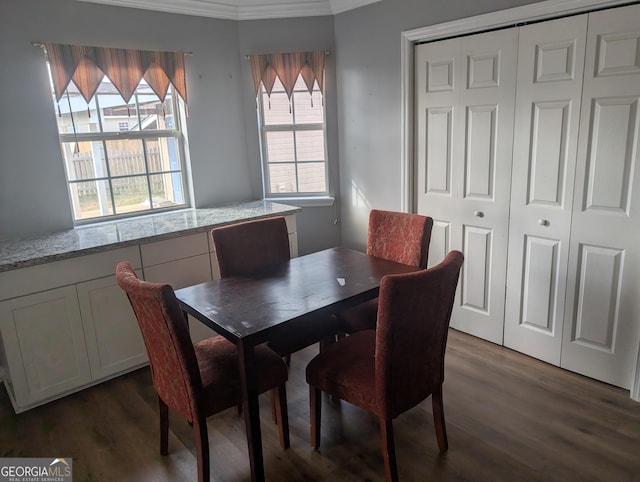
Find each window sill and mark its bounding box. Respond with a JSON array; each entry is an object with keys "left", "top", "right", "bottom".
[{"left": 265, "top": 196, "right": 335, "bottom": 208}]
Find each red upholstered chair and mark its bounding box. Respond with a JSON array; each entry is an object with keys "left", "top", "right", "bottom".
[
  {"left": 116, "top": 262, "right": 289, "bottom": 482},
  {"left": 211, "top": 216, "right": 291, "bottom": 278},
  {"left": 306, "top": 250, "right": 464, "bottom": 482},
  {"left": 337, "top": 209, "right": 434, "bottom": 335},
  {"left": 211, "top": 216, "right": 337, "bottom": 359}
]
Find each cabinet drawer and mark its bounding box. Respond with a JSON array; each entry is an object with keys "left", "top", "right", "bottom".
[
  {"left": 141, "top": 233, "right": 209, "bottom": 267},
  {"left": 0, "top": 246, "right": 141, "bottom": 301}
]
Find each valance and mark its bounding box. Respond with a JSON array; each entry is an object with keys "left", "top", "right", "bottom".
[
  {"left": 44, "top": 43, "right": 188, "bottom": 105},
  {"left": 249, "top": 51, "right": 325, "bottom": 99}
]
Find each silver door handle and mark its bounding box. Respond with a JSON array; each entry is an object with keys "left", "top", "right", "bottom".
[
  {"left": 474, "top": 211, "right": 484, "bottom": 218},
  {"left": 538, "top": 219, "right": 549, "bottom": 226}
]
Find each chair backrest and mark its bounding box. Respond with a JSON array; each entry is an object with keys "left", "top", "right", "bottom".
[
  {"left": 366, "top": 209, "right": 434, "bottom": 268},
  {"left": 374, "top": 250, "right": 463, "bottom": 418},
  {"left": 116, "top": 261, "right": 203, "bottom": 422},
  {"left": 210, "top": 216, "right": 291, "bottom": 278}
]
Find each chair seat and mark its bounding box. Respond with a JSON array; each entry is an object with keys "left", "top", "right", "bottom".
[
  {"left": 196, "top": 336, "right": 288, "bottom": 415},
  {"left": 337, "top": 298, "right": 379, "bottom": 334},
  {"left": 306, "top": 329, "right": 380, "bottom": 415}
]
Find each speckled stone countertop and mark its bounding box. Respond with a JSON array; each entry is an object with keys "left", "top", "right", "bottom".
[{"left": 0, "top": 201, "right": 300, "bottom": 272}]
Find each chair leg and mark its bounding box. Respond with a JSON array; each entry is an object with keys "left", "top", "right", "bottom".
[
  {"left": 380, "top": 418, "right": 398, "bottom": 482},
  {"left": 274, "top": 384, "right": 290, "bottom": 449},
  {"left": 158, "top": 396, "right": 169, "bottom": 456},
  {"left": 309, "top": 385, "right": 321, "bottom": 449},
  {"left": 270, "top": 391, "right": 278, "bottom": 424},
  {"left": 432, "top": 383, "right": 448, "bottom": 452},
  {"left": 193, "top": 417, "right": 210, "bottom": 482}
]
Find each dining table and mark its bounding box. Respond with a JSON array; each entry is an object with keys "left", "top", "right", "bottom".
[{"left": 174, "top": 246, "right": 420, "bottom": 482}]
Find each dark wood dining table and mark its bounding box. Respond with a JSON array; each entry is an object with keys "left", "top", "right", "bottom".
[{"left": 174, "top": 246, "right": 420, "bottom": 482}]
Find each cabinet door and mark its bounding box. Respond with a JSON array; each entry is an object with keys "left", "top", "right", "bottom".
[
  {"left": 77, "top": 274, "right": 147, "bottom": 380},
  {"left": 144, "top": 254, "right": 214, "bottom": 343},
  {"left": 561, "top": 4, "right": 640, "bottom": 389},
  {"left": 0, "top": 286, "right": 91, "bottom": 410},
  {"left": 504, "top": 15, "right": 588, "bottom": 365},
  {"left": 415, "top": 28, "right": 518, "bottom": 344}
]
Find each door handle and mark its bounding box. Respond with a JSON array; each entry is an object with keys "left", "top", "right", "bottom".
[
  {"left": 474, "top": 211, "right": 484, "bottom": 218},
  {"left": 538, "top": 219, "right": 549, "bottom": 226}
]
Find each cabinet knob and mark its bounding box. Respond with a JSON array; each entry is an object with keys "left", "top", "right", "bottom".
[
  {"left": 474, "top": 210, "right": 484, "bottom": 218},
  {"left": 538, "top": 219, "right": 549, "bottom": 226}
]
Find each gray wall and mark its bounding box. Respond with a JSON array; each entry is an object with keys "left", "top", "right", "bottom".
[
  {"left": 0, "top": 0, "right": 339, "bottom": 255},
  {"left": 333, "top": 0, "right": 544, "bottom": 251},
  {"left": 0, "top": 0, "right": 547, "bottom": 254}
]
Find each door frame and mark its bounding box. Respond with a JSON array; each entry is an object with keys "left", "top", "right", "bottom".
[{"left": 400, "top": 0, "right": 639, "bottom": 401}]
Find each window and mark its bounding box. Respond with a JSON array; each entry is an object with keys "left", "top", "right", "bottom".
[
  {"left": 51, "top": 77, "right": 188, "bottom": 222},
  {"left": 42, "top": 43, "right": 189, "bottom": 223},
  {"left": 257, "top": 77, "right": 328, "bottom": 197}
]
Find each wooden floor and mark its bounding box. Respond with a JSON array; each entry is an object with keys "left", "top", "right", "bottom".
[{"left": 1, "top": 329, "right": 639, "bottom": 481}]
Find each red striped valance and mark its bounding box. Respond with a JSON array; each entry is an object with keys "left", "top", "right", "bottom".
[
  {"left": 249, "top": 51, "right": 325, "bottom": 100},
  {"left": 45, "top": 43, "right": 188, "bottom": 104}
]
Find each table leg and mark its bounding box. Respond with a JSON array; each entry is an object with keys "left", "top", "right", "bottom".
[{"left": 238, "top": 340, "right": 265, "bottom": 482}]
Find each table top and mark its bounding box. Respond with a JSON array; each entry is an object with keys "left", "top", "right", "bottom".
[{"left": 175, "top": 247, "right": 420, "bottom": 345}]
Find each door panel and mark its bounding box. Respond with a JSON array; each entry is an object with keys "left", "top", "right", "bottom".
[
  {"left": 504, "top": 14, "right": 588, "bottom": 364},
  {"left": 562, "top": 4, "right": 640, "bottom": 389},
  {"left": 416, "top": 28, "right": 517, "bottom": 344}
]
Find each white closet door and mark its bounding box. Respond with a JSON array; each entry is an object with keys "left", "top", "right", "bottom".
[
  {"left": 504, "top": 15, "right": 588, "bottom": 364},
  {"left": 561, "top": 4, "right": 640, "bottom": 389},
  {"left": 415, "top": 28, "right": 518, "bottom": 344}
]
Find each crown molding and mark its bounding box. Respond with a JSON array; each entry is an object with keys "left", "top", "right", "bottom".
[
  {"left": 328, "top": 0, "right": 381, "bottom": 14},
  {"left": 75, "top": 0, "right": 382, "bottom": 20}
]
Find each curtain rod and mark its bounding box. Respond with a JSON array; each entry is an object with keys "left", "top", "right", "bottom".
[
  {"left": 31, "top": 41, "right": 193, "bottom": 55},
  {"left": 244, "top": 50, "right": 330, "bottom": 60}
]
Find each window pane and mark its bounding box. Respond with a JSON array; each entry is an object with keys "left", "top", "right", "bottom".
[
  {"left": 61, "top": 141, "right": 107, "bottom": 181},
  {"left": 266, "top": 131, "right": 294, "bottom": 162},
  {"left": 293, "top": 91, "right": 323, "bottom": 124},
  {"left": 146, "top": 137, "right": 182, "bottom": 173},
  {"left": 105, "top": 139, "right": 146, "bottom": 176},
  {"left": 69, "top": 180, "right": 114, "bottom": 220},
  {"left": 298, "top": 162, "right": 326, "bottom": 192},
  {"left": 97, "top": 84, "right": 139, "bottom": 133},
  {"left": 56, "top": 94, "right": 98, "bottom": 134},
  {"left": 263, "top": 91, "right": 293, "bottom": 125},
  {"left": 112, "top": 176, "right": 151, "bottom": 214},
  {"left": 149, "top": 173, "right": 186, "bottom": 207},
  {"left": 268, "top": 164, "right": 297, "bottom": 193},
  {"left": 295, "top": 130, "right": 325, "bottom": 161},
  {"left": 138, "top": 92, "right": 175, "bottom": 131}
]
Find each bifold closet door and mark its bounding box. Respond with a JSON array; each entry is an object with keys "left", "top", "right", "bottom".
[
  {"left": 561, "top": 4, "right": 640, "bottom": 389},
  {"left": 415, "top": 29, "right": 517, "bottom": 344},
  {"left": 504, "top": 15, "right": 588, "bottom": 365}
]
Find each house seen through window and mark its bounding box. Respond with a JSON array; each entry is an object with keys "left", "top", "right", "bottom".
[
  {"left": 50, "top": 73, "right": 188, "bottom": 222},
  {"left": 258, "top": 76, "right": 328, "bottom": 197}
]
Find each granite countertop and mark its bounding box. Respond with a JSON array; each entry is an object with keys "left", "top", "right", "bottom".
[{"left": 0, "top": 201, "right": 300, "bottom": 272}]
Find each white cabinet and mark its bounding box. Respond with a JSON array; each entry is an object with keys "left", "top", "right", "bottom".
[
  {"left": 77, "top": 273, "right": 147, "bottom": 380},
  {"left": 0, "top": 286, "right": 91, "bottom": 410},
  {"left": 0, "top": 210, "right": 300, "bottom": 412},
  {"left": 0, "top": 246, "right": 141, "bottom": 412}
]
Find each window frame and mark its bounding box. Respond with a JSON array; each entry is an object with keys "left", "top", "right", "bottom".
[
  {"left": 53, "top": 82, "right": 190, "bottom": 224},
  {"left": 256, "top": 80, "right": 331, "bottom": 200}
]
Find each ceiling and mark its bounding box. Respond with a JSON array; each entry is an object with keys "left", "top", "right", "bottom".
[{"left": 75, "top": 0, "right": 383, "bottom": 20}]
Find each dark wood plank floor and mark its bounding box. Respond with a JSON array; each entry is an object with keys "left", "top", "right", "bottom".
[{"left": 0, "top": 329, "right": 638, "bottom": 481}]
